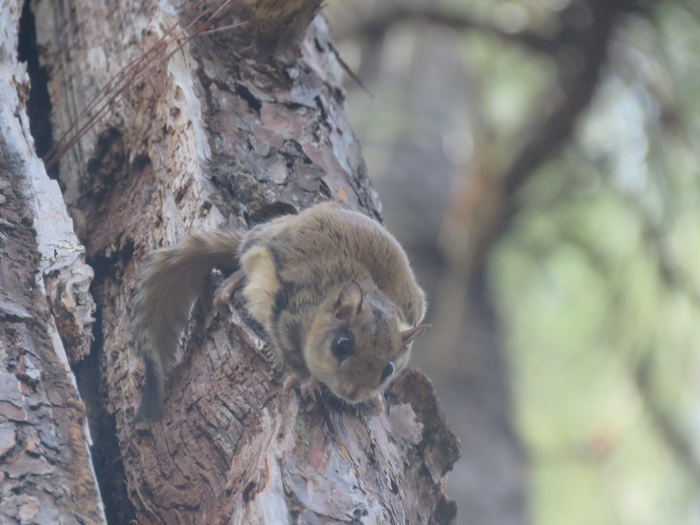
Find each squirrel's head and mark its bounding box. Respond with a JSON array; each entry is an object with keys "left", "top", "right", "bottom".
[{"left": 304, "top": 280, "right": 429, "bottom": 407}]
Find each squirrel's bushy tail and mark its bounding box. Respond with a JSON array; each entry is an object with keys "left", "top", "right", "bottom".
[{"left": 134, "top": 230, "right": 242, "bottom": 420}]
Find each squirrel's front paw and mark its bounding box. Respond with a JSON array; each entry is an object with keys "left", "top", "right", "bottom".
[
  {"left": 283, "top": 375, "right": 321, "bottom": 403},
  {"left": 362, "top": 394, "right": 385, "bottom": 418}
]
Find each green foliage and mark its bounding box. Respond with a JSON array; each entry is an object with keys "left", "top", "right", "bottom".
[{"left": 494, "top": 5, "right": 700, "bottom": 524}]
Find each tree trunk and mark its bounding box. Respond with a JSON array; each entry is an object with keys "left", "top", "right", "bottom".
[
  {"left": 0, "top": 2, "right": 104, "bottom": 523},
  {"left": 22, "top": 0, "right": 460, "bottom": 523}
]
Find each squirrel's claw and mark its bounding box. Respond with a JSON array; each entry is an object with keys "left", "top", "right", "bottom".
[
  {"left": 283, "top": 375, "right": 321, "bottom": 403},
  {"left": 362, "top": 394, "right": 385, "bottom": 418}
]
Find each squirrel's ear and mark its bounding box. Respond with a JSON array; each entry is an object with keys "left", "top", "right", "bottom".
[
  {"left": 334, "top": 280, "right": 363, "bottom": 320},
  {"left": 401, "top": 324, "right": 431, "bottom": 346}
]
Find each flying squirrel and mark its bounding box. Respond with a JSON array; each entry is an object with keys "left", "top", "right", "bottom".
[{"left": 134, "top": 202, "right": 429, "bottom": 420}]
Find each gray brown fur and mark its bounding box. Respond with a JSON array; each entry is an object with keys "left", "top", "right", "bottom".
[
  {"left": 134, "top": 203, "right": 427, "bottom": 419},
  {"left": 134, "top": 231, "right": 242, "bottom": 420}
]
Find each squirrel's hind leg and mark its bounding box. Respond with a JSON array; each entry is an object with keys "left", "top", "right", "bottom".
[{"left": 214, "top": 269, "right": 246, "bottom": 314}]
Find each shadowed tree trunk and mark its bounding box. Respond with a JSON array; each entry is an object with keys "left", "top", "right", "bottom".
[{"left": 1, "top": 0, "right": 461, "bottom": 523}]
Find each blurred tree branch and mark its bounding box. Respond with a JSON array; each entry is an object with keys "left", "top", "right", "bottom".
[
  {"left": 544, "top": 222, "right": 700, "bottom": 486},
  {"left": 500, "top": 0, "right": 641, "bottom": 196},
  {"left": 634, "top": 356, "right": 700, "bottom": 486},
  {"left": 671, "top": 0, "right": 700, "bottom": 23},
  {"left": 545, "top": 163, "right": 700, "bottom": 486},
  {"left": 590, "top": 153, "right": 700, "bottom": 309},
  {"left": 335, "top": 5, "right": 555, "bottom": 54},
  {"left": 468, "top": 0, "right": 644, "bottom": 282}
]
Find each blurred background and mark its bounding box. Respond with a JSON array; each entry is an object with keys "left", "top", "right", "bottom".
[{"left": 326, "top": 1, "right": 700, "bottom": 524}]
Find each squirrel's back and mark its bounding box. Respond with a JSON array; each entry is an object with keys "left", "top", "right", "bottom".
[{"left": 240, "top": 204, "right": 426, "bottom": 326}]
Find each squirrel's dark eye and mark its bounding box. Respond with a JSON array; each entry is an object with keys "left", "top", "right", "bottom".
[
  {"left": 380, "top": 361, "right": 395, "bottom": 382},
  {"left": 332, "top": 333, "right": 355, "bottom": 362}
]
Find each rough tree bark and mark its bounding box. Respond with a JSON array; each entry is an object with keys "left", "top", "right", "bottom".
[
  {"left": 17, "top": 0, "right": 461, "bottom": 523},
  {"left": 0, "top": 2, "right": 103, "bottom": 523}
]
